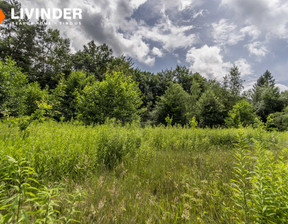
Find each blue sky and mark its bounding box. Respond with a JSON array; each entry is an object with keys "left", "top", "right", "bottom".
[{"left": 19, "top": 0, "right": 288, "bottom": 91}]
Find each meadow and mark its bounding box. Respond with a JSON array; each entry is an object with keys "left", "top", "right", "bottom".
[{"left": 1, "top": 120, "right": 288, "bottom": 223}]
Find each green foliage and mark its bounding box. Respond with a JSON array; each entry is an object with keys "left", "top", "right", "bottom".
[
  {"left": 189, "top": 116, "right": 198, "bottom": 129},
  {"left": 196, "top": 89, "right": 225, "bottom": 127},
  {"left": 280, "top": 90, "right": 288, "bottom": 108},
  {"left": 231, "top": 130, "right": 251, "bottom": 223},
  {"left": 152, "top": 83, "right": 189, "bottom": 125},
  {"left": 24, "top": 82, "right": 49, "bottom": 116},
  {"left": 0, "top": 156, "right": 84, "bottom": 223},
  {"left": 72, "top": 41, "right": 113, "bottom": 81},
  {"left": 32, "top": 27, "right": 72, "bottom": 89},
  {"left": 252, "top": 71, "right": 283, "bottom": 122},
  {"left": 0, "top": 157, "right": 40, "bottom": 223},
  {"left": 0, "top": 58, "right": 28, "bottom": 117},
  {"left": 165, "top": 115, "right": 173, "bottom": 127},
  {"left": 77, "top": 71, "right": 142, "bottom": 125},
  {"left": 1, "top": 120, "right": 288, "bottom": 223},
  {"left": 188, "top": 73, "right": 209, "bottom": 117},
  {"left": 225, "top": 99, "right": 257, "bottom": 128},
  {"left": 96, "top": 121, "right": 142, "bottom": 169},
  {"left": 133, "top": 67, "right": 201, "bottom": 124},
  {"left": 224, "top": 65, "right": 243, "bottom": 97},
  {"left": 190, "top": 73, "right": 207, "bottom": 101},
  {"left": 266, "top": 106, "right": 288, "bottom": 131},
  {"left": 61, "top": 71, "right": 95, "bottom": 120},
  {"left": 1, "top": 2, "right": 288, "bottom": 130},
  {"left": 1, "top": 2, "right": 288, "bottom": 221},
  {"left": 255, "top": 70, "right": 275, "bottom": 87},
  {"left": 31, "top": 101, "right": 54, "bottom": 122},
  {"left": 132, "top": 69, "right": 161, "bottom": 121},
  {"left": 0, "top": 1, "right": 37, "bottom": 77},
  {"left": 254, "top": 85, "right": 282, "bottom": 122},
  {"left": 163, "top": 65, "right": 194, "bottom": 94},
  {"left": 50, "top": 71, "right": 95, "bottom": 120},
  {"left": 0, "top": 59, "right": 50, "bottom": 119},
  {"left": 0, "top": 1, "right": 72, "bottom": 89},
  {"left": 231, "top": 131, "right": 288, "bottom": 223}
]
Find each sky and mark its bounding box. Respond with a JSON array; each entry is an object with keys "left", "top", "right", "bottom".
[{"left": 18, "top": 0, "right": 288, "bottom": 91}]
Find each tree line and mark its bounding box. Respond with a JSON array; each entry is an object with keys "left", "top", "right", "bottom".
[{"left": 0, "top": 0, "right": 287, "bottom": 130}]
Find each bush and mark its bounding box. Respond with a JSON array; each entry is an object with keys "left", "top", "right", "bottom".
[
  {"left": 225, "top": 99, "right": 257, "bottom": 128},
  {"left": 50, "top": 71, "right": 96, "bottom": 120},
  {"left": 196, "top": 89, "right": 225, "bottom": 127},
  {"left": 24, "top": 82, "right": 49, "bottom": 116},
  {"left": 77, "top": 71, "right": 142, "bottom": 125},
  {"left": 152, "top": 83, "right": 189, "bottom": 126}
]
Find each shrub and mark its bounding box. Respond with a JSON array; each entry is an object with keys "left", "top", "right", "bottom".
[
  {"left": 77, "top": 71, "right": 142, "bottom": 125},
  {"left": 50, "top": 71, "right": 96, "bottom": 121},
  {"left": 23, "top": 82, "right": 49, "bottom": 116},
  {"left": 225, "top": 99, "right": 257, "bottom": 128},
  {"left": 196, "top": 89, "right": 225, "bottom": 127},
  {"left": 152, "top": 83, "right": 189, "bottom": 126}
]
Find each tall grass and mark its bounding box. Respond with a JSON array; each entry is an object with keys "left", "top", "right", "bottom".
[{"left": 0, "top": 120, "right": 287, "bottom": 223}]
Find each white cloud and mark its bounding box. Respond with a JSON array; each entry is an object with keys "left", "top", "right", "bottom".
[
  {"left": 143, "top": 57, "right": 156, "bottom": 67},
  {"left": 220, "top": 0, "right": 288, "bottom": 39},
  {"left": 63, "top": 0, "right": 197, "bottom": 66},
  {"left": 152, "top": 47, "right": 164, "bottom": 57},
  {"left": 212, "top": 20, "right": 264, "bottom": 47},
  {"left": 157, "top": 0, "right": 203, "bottom": 12},
  {"left": 212, "top": 19, "right": 245, "bottom": 46},
  {"left": 180, "top": 0, "right": 193, "bottom": 10},
  {"left": 243, "top": 81, "right": 256, "bottom": 92},
  {"left": 240, "top": 25, "right": 261, "bottom": 41},
  {"left": 130, "top": 0, "right": 148, "bottom": 9},
  {"left": 137, "top": 15, "right": 196, "bottom": 51},
  {"left": 247, "top": 42, "right": 268, "bottom": 57},
  {"left": 179, "top": 0, "right": 203, "bottom": 11},
  {"left": 186, "top": 46, "right": 254, "bottom": 81},
  {"left": 118, "top": 33, "right": 155, "bottom": 66},
  {"left": 234, "top": 58, "right": 253, "bottom": 76},
  {"left": 186, "top": 45, "right": 232, "bottom": 80},
  {"left": 276, "top": 84, "right": 288, "bottom": 92},
  {"left": 193, "top": 9, "right": 206, "bottom": 19},
  {"left": 21, "top": 0, "right": 189, "bottom": 66},
  {"left": 99, "top": 0, "right": 198, "bottom": 65}
]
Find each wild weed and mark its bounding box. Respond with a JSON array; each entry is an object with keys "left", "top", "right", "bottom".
[
  {"left": 231, "top": 129, "right": 288, "bottom": 223},
  {"left": 0, "top": 156, "right": 84, "bottom": 223}
]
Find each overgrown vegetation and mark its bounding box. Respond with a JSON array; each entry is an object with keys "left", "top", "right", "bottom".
[{"left": 0, "top": 121, "right": 288, "bottom": 223}]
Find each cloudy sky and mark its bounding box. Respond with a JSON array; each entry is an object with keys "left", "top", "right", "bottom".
[{"left": 19, "top": 0, "right": 288, "bottom": 91}]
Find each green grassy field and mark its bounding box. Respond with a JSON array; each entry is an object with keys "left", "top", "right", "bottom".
[{"left": 1, "top": 121, "right": 288, "bottom": 223}]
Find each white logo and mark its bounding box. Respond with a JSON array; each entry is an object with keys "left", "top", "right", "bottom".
[{"left": 11, "top": 8, "right": 82, "bottom": 20}]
